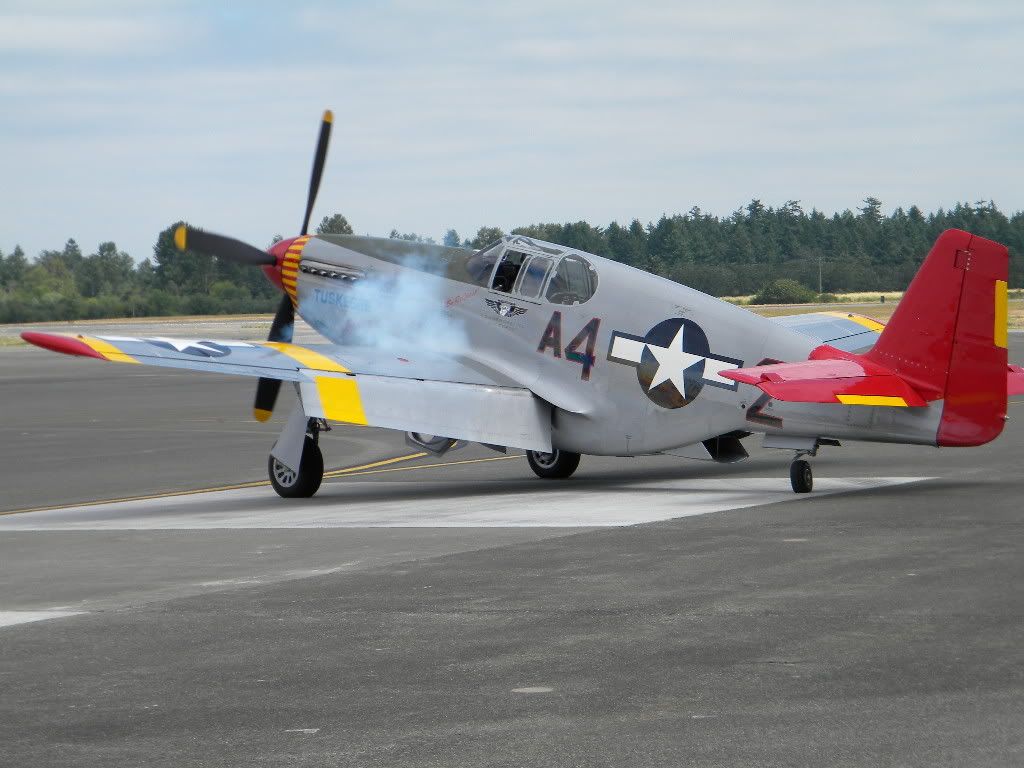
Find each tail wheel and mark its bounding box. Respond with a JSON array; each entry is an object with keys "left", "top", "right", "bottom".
[
  {"left": 790, "top": 459, "right": 813, "bottom": 493},
  {"left": 527, "top": 449, "right": 581, "bottom": 479},
  {"left": 269, "top": 435, "right": 324, "bottom": 498}
]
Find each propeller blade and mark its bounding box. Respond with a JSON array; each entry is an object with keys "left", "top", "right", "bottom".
[
  {"left": 267, "top": 292, "right": 296, "bottom": 343},
  {"left": 174, "top": 225, "right": 274, "bottom": 266},
  {"left": 253, "top": 294, "right": 295, "bottom": 422},
  {"left": 299, "top": 109, "right": 333, "bottom": 236}
]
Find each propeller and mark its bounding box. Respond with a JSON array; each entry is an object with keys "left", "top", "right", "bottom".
[
  {"left": 253, "top": 293, "right": 296, "bottom": 421},
  {"left": 173, "top": 225, "right": 275, "bottom": 266},
  {"left": 255, "top": 109, "right": 333, "bottom": 421},
  {"left": 175, "top": 109, "right": 334, "bottom": 422}
]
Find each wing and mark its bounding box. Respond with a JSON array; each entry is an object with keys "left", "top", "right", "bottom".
[
  {"left": 772, "top": 311, "right": 884, "bottom": 353},
  {"left": 21, "top": 331, "right": 551, "bottom": 451}
]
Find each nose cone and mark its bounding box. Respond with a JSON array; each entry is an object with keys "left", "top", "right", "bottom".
[{"left": 262, "top": 236, "right": 300, "bottom": 291}]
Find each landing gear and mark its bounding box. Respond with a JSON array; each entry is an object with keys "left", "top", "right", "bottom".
[
  {"left": 527, "top": 449, "right": 581, "bottom": 479},
  {"left": 268, "top": 433, "right": 324, "bottom": 498},
  {"left": 790, "top": 458, "right": 813, "bottom": 493}
]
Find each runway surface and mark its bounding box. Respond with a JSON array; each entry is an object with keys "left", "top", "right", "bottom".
[{"left": 0, "top": 329, "right": 1022, "bottom": 767}]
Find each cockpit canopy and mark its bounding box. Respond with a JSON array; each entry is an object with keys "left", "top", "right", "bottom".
[
  {"left": 464, "top": 236, "right": 598, "bottom": 305},
  {"left": 314, "top": 232, "right": 599, "bottom": 305}
]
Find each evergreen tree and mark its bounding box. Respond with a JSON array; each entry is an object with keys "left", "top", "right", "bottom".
[
  {"left": 470, "top": 226, "right": 505, "bottom": 248},
  {"left": 153, "top": 222, "right": 216, "bottom": 295},
  {"left": 2, "top": 200, "right": 1022, "bottom": 323},
  {"left": 316, "top": 214, "right": 353, "bottom": 235}
]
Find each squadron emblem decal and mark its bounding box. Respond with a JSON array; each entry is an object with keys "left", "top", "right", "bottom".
[
  {"left": 607, "top": 318, "right": 742, "bottom": 409},
  {"left": 485, "top": 299, "right": 528, "bottom": 318}
]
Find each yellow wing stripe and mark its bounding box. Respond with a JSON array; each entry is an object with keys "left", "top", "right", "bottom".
[
  {"left": 78, "top": 335, "right": 140, "bottom": 364},
  {"left": 262, "top": 342, "right": 349, "bottom": 373},
  {"left": 995, "top": 279, "right": 1008, "bottom": 349},
  {"left": 836, "top": 394, "right": 908, "bottom": 407},
  {"left": 822, "top": 311, "right": 886, "bottom": 333},
  {"left": 314, "top": 375, "right": 368, "bottom": 425}
]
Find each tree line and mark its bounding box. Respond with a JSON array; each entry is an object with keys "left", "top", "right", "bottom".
[{"left": 1, "top": 200, "right": 1021, "bottom": 323}]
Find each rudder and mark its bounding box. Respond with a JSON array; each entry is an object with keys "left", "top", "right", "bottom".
[{"left": 866, "top": 229, "right": 1009, "bottom": 446}]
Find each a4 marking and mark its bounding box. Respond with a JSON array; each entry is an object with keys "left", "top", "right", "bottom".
[{"left": 537, "top": 311, "right": 601, "bottom": 381}]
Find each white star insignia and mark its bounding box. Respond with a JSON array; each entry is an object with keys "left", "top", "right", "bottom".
[
  {"left": 608, "top": 324, "right": 741, "bottom": 399},
  {"left": 646, "top": 325, "right": 705, "bottom": 398}
]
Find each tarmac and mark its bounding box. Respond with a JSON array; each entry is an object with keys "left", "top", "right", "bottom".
[{"left": 0, "top": 325, "right": 1022, "bottom": 767}]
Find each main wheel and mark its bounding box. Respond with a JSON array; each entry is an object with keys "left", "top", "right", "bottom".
[
  {"left": 790, "top": 459, "right": 813, "bottom": 493},
  {"left": 268, "top": 435, "right": 324, "bottom": 498},
  {"left": 527, "top": 449, "right": 581, "bottom": 479}
]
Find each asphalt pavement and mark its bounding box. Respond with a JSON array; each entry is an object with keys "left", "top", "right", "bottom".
[{"left": 0, "top": 332, "right": 1021, "bottom": 767}]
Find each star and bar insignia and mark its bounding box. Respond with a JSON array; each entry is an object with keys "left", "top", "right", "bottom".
[{"left": 607, "top": 318, "right": 742, "bottom": 409}]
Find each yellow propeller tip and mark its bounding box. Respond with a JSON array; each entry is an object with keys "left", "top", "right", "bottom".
[
  {"left": 253, "top": 408, "right": 273, "bottom": 423},
  {"left": 173, "top": 224, "right": 187, "bottom": 251},
  {"left": 323, "top": 109, "right": 333, "bottom": 124}
]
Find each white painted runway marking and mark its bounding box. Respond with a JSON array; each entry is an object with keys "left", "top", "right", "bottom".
[
  {"left": 0, "top": 477, "right": 930, "bottom": 530},
  {"left": 0, "top": 610, "right": 86, "bottom": 628}
]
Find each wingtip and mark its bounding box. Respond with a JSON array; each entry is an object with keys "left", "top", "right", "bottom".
[{"left": 21, "top": 331, "right": 105, "bottom": 360}]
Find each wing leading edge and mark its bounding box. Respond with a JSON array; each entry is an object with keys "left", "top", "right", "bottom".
[{"left": 21, "top": 331, "right": 551, "bottom": 452}]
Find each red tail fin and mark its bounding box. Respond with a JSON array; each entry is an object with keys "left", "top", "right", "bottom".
[{"left": 866, "top": 229, "right": 1009, "bottom": 446}]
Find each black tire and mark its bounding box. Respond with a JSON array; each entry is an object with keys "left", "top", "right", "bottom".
[
  {"left": 268, "top": 436, "right": 324, "bottom": 498},
  {"left": 527, "top": 449, "right": 581, "bottom": 479},
  {"left": 790, "top": 459, "right": 813, "bottom": 493}
]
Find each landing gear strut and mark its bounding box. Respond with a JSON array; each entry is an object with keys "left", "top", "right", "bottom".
[
  {"left": 268, "top": 419, "right": 325, "bottom": 498},
  {"left": 527, "top": 449, "right": 581, "bottom": 479},
  {"left": 789, "top": 457, "right": 813, "bottom": 493}
]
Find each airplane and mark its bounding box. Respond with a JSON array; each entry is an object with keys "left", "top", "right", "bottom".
[{"left": 22, "top": 110, "right": 1024, "bottom": 498}]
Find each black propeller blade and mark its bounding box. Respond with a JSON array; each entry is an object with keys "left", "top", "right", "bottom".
[
  {"left": 253, "top": 109, "right": 333, "bottom": 421},
  {"left": 300, "top": 109, "right": 333, "bottom": 236},
  {"left": 173, "top": 225, "right": 275, "bottom": 266},
  {"left": 253, "top": 294, "right": 295, "bottom": 422}
]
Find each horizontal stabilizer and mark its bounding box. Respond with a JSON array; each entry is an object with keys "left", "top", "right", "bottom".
[
  {"left": 721, "top": 344, "right": 927, "bottom": 407},
  {"left": 1010, "top": 365, "right": 1024, "bottom": 397}
]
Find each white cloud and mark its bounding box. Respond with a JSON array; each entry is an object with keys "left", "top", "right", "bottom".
[
  {"left": 1, "top": 1, "right": 1022, "bottom": 261},
  {"left": 0, "top": 13, "right": 174, "bottom": 54}
]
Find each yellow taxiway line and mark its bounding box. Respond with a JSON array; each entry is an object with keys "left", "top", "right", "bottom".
[
  {"left": 0, "top": 450, "right": 521, "bottom": 517},
  {"left": 325, "top": 453, "right": 520, "bottom": 478}
]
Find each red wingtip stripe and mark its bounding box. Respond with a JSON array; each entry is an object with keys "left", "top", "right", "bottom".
[{"left": 21, "top": 332, "right": 106, "bottom": 360}]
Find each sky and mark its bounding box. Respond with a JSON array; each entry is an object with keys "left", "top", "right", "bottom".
[{"left": 2, "top": 0, "right": 1023, "bottom": 262}]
